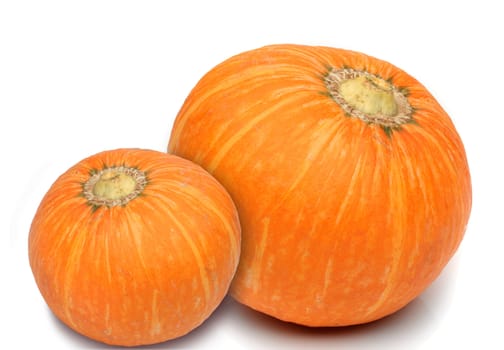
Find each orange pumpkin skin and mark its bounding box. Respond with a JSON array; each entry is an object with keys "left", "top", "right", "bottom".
[
  {"left": 168, "top": 44, "right": 472, "bottom": 326},
  {"left": 29, "top": 149, "right": 240, "bottom": 346}
]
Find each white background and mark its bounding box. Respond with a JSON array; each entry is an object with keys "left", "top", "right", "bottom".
[{"left": 1, "top": 1, "right": 503, "bottom": 348}]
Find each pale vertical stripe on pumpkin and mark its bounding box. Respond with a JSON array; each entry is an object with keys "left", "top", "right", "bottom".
[
  {"left": 104, "top": 303, "right": 111, "bottom": 336},
  {"left": 162, "top": 206, "right": 211, "bottom": 306},
  {"left": 103, "top": 222, "right": 113, "bottom": 287},
  {"left": 122, "top": 209, "right": 159, "bottom": 289},
  {"left": 331, "top": 131, "right": 369, "bottom": 231},
  {"left": 389, "top": 136, "right": 420, "bottom": 296},
  {"left": 403, "top": 129, "right": 445, "bottom": 278},
  {"left": 250, "top": 217, "right": 270, "bottom": 294},
  {"left": 396, "top": 135, "right": 429, "bottom": 272},
  {"left": 319, "top": 257, "right": 334, "bottom": 306},
  {"left": 150, "top": 289, "right": 161, "bottom": 336}
]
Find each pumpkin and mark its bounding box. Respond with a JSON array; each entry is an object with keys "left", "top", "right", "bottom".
[
  {"left": 168, "top": 44, "right": 472, "bottom": 326},
  {"left": 28, "top": 148, "right": 241, "bottom": 346}
]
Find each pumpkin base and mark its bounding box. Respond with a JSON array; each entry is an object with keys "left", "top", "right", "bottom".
[{"left": 82, "top": 166, "right": 147, "bottom": 208}]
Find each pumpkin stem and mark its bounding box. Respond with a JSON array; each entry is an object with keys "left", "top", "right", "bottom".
[
  {"left": 325, "top": 68, "right": 413, "bottom": 130},
  {"left": 83, "top": 166, "right": 147, "bottom": 208}
]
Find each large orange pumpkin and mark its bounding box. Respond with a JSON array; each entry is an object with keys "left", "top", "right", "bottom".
[
  {"left": 168, "top": 44, "right": 472, "bottom": 326},
  {"left": 29, "top": 148, "right": 241, "bottom": 346}
]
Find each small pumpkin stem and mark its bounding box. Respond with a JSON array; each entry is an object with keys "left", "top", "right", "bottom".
[
  {"left": 83, "top": 166, "right": 147, "bottom": 208},
  {"left": 325, "top": 68, "right": 413, "bottom": 130}
]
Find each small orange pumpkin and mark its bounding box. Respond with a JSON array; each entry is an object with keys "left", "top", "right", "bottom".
[
  {"left": 29, "top": 148, "right": 241, "bottom": 346},
  {"left": 168, "top": 44, "right": 472, "bottom": 326}
]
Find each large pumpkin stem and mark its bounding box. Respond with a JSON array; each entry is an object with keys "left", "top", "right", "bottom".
[
  {"left": 325, "top": 68, "right": 414, "bottom": 130},
  {"left": 83, "top": 166, "right": 147, "bottom": 208}
]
